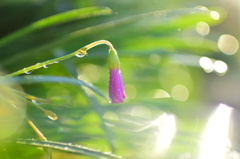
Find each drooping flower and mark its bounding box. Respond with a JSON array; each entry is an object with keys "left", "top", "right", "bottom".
[{"left": 108, "top": 48, "right": 125, "bottom": 103}]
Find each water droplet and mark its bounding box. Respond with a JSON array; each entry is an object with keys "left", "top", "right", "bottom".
[
  {"left": 31, "top": 100, "right": 39, "bottom": 105},
  {"left": 24, "top": 70, "right": 32, "bottom": 74},
  {"left": 54, "top": 61, "right": 59, "bottom": 63},
  {"left": 75, "top": 53, "right": 85, "bottom": 58},
  {"left": 43, "top": 65, "right": 48, "bottom": 68},
  {"left": 44, "top": 110, "right": 58, "bottom": 120}
]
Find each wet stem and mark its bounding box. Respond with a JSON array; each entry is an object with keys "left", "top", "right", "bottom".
[
  {"left": 3, "top": 40, "right": 115, "bottom": 78},
  {"left": 26, "top": 118, "right": 47, "bottom": 140}
]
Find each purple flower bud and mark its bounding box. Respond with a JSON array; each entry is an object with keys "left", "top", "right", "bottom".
[
  {"left": 108, "top": 48, "right": 125, "bottom": 103},
  {"left": 109, "top": 68, "right": 125, "bottom": 103}
]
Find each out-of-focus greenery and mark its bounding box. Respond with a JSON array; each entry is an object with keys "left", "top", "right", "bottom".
[{"left": 0, "top": 0, "right": 239, "bottom": 159}]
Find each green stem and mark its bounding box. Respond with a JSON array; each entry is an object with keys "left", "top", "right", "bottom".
[
  {"left": 26, "top": 117, "right": 53, "bottom": 158},
  {"left": 84, "top": 40, "right": 114, "bottom": 50},
  {"left": 16, "top": 93, "right": 58, "bottom": 121},
  {"left": 26, "top": 118, "right": 47, "bottom": 140},
  {"left": 3, "top": 51, "right": 79, "bottom": 78},
  {"left": 3, "top": 40, "right": 114, "bottom": 79},
  {"left": 12, "top": 88, "right": 50, "bottom": 103}
]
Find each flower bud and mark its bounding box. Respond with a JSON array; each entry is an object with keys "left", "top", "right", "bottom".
[{"left": 108, "top": 48, "right": 125, "bottom": 103}]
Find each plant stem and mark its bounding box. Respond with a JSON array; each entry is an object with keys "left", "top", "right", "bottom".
[
  {"left": 3, "top": 51, "right": 80, "bottom": 78},
  {"left": 12, "top": 88, "right": 50, "bottom": 103},
  {"left": 16, "top": 93, "right": 58, "bottom": 121},
  {"left": 3, "top": 40, "right": 114, "bottom": 78},
  {"left": 84, "top": 40, "right": 114, "bottom": 50},
  {"left": 26, "top": 119, "right": 47, "bottom": 140}
]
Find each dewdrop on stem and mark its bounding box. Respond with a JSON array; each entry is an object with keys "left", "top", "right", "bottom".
[
  {"left": 75, "top": 47, "right": 87, "bottom": 58},
  {"left": 44, "top": 110, "right": 58, "bottom": 120},
  {"left": 75, "top": 53, "right": 85, "bottom": 58}
]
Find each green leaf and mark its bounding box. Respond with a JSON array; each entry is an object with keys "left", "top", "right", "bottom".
[
  {"left": 121, "top": 37, "right": 218, "bottom": 55},
  {"left": 0, "top": 7, "right": 113, "bottom": 48},
  {"left": 10, "top": 75, "right": 107, "bottom": 100},
  {"left": 2, "top": 7, "right": 222, "bottom": 67},
  {"left": 15, "top": 139, "right": 124, "bottom": 159}
]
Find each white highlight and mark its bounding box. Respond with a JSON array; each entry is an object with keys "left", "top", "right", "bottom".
[
  {"left": 153, "top": 113, "right": 176, "bottom": 152},
  {"left": 213, "top": 60, "right": 228, "bottom": 74},
  {"left": 210, "top": 11, "right": 220, "bottom": 20},
  {"left": 135, "top": 113, "right": 176, "bottom": 156},
  {"left": 218, "top": 34, "right": 239, "bottom": 55},
  {"left": 199, "top": 57, "right": 214, "bottom": 73},
  {"left": 199, "top": 104, "right": 232, "bottom": 159}
]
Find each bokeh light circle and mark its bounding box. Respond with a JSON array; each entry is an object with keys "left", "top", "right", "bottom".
[{"left": 218, "top": 34, "right": 239, "bottom": 55}]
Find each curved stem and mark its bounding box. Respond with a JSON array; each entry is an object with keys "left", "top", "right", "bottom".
[
  {"left": 84, "top": 40, "right": 114, "bottom": 50},
  {"left": 2, "top": 40, "right": 114, "bottom": 78}
]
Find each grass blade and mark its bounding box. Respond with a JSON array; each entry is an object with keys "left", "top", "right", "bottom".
[
  {"left": 10, "top": 75, "right": 107, "bottom": 100},
  {"left": 15, "top": 139, "right": 124, "bottom": 159},
  {"left": 2, "top": 7, "right": 216, "bottom": 66},
  {"left": 0, "top": 7, "right": 112, "bottom": 48}
]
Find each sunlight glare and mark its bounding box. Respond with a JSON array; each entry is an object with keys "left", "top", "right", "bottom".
[
  {"left": 199, "top": 57, "right": 214, "bottom": 73},
  {"left": 210, "top": 11, "right": 220, "bottom": 20},
  {"left": 228, "top": 150, "right": 240, "bottom": 159},
  {"left": 199, "top": 104, "right": 232, "bottom": 159},
  {"left": 178, "top": 152, "right": 191, "bottom": 159},
  {"left": 213, "top": 60, "right": 228, "bottom": 74},
  {"left": 153, "top": 113, "right": 176, "bottom": 153}
]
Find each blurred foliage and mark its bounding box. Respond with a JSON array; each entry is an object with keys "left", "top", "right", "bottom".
[{"left": 0, "top": 0, "right": 239, "bottom": 159}]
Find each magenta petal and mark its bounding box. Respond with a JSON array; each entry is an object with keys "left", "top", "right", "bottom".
[{"left": 109, "top": 68, "right": 125, "bottom": 103}]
